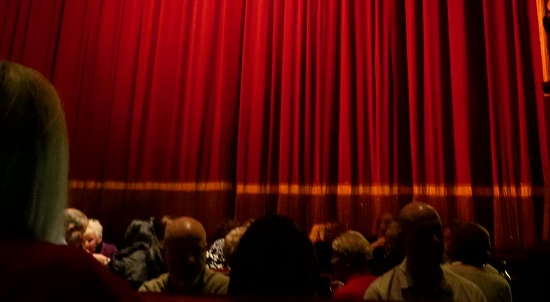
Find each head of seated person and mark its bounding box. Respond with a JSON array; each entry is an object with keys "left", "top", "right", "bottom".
[
  {"left": 331, "top": 231, "right": 378, "bottom": 300},
  {"left": 122, "top": 218, "right": 159, "bottom": 248},
  {"left": 164, "top": 217, "right": 208, "bottom": 290},
  {"left": 332, "top": 230, "right": 373, "bottom": 282},
  {"left": 451, "top": 222, "right": 491, "bottom": 267},
  {"left": 228, "top": 215, "right": 320, "bottom": 297},
  {"left": 365, "top": 201, "right": 487, "bottom": 302},
  {"left": 400, "top": 201, "right": 445, "bottom": 279},
  {"left": 83, "top": 218, "right": 118, "bottom": 260},
  {"left": 139, "top": 216, "right": 229, "bottom": 295},
  {"left": 0, "top": 61, "right": 68, "bottom": 243},
  {"left": 0, "top": 61, "right": 141, "bottom": 301},
  {"left": 83, "top": 219, "right": 102, "bottom": 253},
  {"left": 64, "top": 208, "right": 88, "bottom": 247},
  {"left": 110, "top": 218, "right": 164, "bottom": 289},
  {"left": 374, "top": 213, "right": 395, "bottom": 239}
]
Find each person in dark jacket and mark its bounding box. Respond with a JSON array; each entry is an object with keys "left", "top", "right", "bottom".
[
  {"left": 229, "top": 215, "right": 320, "bottom": 297},
  {"left": 109, "top": 218, "right": 164, "bottom": 289}
]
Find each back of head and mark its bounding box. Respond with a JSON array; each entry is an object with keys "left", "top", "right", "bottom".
[
  {"left": 452, "top": 222, "right": 491, "bottom": 266},
  {"left": 123, "top": 219, "right": 158, "bottom": 248},
  {"left": 332, "top": 231, "right": 372, "bottom": 278},
  {"left": 0, "top": 61, "right": 68, "bottom": 243},
  {"left": 229, "top": 215, "right": 319, "bottom": 297},
  {"left": 398, "top": 201, "right": 444, "bottom": 272},
  {"left": 64, "top": 208, "right": 88, "bottom": 247}
]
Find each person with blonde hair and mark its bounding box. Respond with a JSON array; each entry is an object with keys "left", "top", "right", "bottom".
[
  {"left": 0, "top": 61, "right": 140, "bottom": 301},
  {"left": 83, "top": 218, "right": 119, "bottom": 264},
  {"left": 331, "top": 231, "right": 377, "bottom": 300}
]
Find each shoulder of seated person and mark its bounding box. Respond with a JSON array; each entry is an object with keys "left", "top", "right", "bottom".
[
  {"left": 203, "top": 269, "right": 230, "bottom": 294},
  {"left": 139, "top": 273, "right": 169, "bottom": 292}
]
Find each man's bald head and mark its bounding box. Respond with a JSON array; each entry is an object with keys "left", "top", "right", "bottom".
[
  {"left": 163, "top": 217, "right": 208, "bottom": 290},
  {"left": 399, "top": 201, "right": 444, "bottom": 274},
  {"left": 398, "top": 201, "right": 441, "bottom": 230},
  {"left": 164, "top": 217, "right": 206, "bottom": 244}
]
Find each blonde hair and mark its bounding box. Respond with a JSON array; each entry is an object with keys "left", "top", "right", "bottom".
[
  {"left": 332, "top": 231, "right": 372, "bottom": 270},
  {"left": 85, "top": 219, "right": 104, "bottom": 242},
  {"left": 0, "top": 61, "right": 69, "bottom": 243}
]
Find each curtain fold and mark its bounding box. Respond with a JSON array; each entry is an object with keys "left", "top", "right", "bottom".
[{"left": 0, "top": 0, "right": 546, "bottom": 249}]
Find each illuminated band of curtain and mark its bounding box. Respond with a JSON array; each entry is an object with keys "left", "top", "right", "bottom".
[{"left": 69, "top": 181, "right": 544, "bottom": 198}]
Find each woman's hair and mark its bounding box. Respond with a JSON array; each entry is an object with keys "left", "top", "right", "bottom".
[
  {"left": 0, "top": 61, "right": 68, "bottom": 243},
  {"left": 85, "top": 219, "right": 104, "bottom": 241},
  {"left": 123, "top": 219, "right": 160, "bottom": 248},
  {"left": 332, "top": 230, "right": 372, "bottom": 272},
  {"left": 229, "top": 215, "right": 320, "bottom": 297}
]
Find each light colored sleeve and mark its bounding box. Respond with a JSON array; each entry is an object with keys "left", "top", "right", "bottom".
[
  {"left": 363, "top": 281, "right": 382, "bottom": 300},
  {"left": 472, "top": 286, "right": 488, "bottom": 302}
]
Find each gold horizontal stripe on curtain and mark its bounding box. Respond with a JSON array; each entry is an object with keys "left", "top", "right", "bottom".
[
  {"left": 69, "top": 181, "right": 544, "bottom": 197},
  {"left": 69, "top": 181, "right": 233, "bottom": 191}
]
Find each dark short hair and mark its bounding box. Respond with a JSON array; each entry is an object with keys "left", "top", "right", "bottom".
[
  {"left": 214, "top": 219, "right": 239, "bottom": 241},
  {"left": 452, "top": 222, "right": 491, "bottom": 266}
]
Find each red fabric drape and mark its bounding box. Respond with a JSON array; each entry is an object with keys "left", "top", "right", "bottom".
[{"left": 1, "top": 0, "right": 547, "bottom": 249}]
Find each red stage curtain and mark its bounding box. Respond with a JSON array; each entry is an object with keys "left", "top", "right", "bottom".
[{"left": 0, "top": 0, "right": 547, "bottom": 250}]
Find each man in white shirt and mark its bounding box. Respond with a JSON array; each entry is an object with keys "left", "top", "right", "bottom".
[
  {"left": 364, "top": 201, "right": 486, "bottom": 302},
  {"left": 444, "top": 222, "right": 512, "bottom": 302}
]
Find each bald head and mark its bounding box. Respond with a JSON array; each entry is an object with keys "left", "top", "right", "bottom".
[
  {"left": 399, "top": 201, "right": 444, "bottom": 274},
  {"left": 164, "top": 217, "right": 208, "bottom": 290},
  {"left": 164, "top": 217, "right": 206, "bottom": 244},
  {"left": 399, "top": 201, "right": 441, "bottom": 230}
]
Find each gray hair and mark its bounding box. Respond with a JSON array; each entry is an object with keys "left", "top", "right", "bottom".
[
  {"left": 85, "top": 219, "right": 104, "bottom": 242},
  {"left": 332, "top": 230, "right": 372, "bottom": 271},
  {"left": 0, "top": 61, "right": 69, "bottom": 243}
]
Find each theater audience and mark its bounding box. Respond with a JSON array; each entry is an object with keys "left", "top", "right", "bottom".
[
  {"left": 64, "top": 208, "right": 89, "bottom": 247},
  {"left": 0, "top": 61, "right": 140, "bottom": 301},
  {"left": 229, "top": 215, "right": 320, "bottom": 297},
  {"left": 370, "top": 221, "right": 406, "bottom": 275},
  {"left": 369, "top": 213, "right": 394, "bottom": 250},
  {"left": 364, "top": 200, "right": 486, "bottom": 301},
  {"left": 443, "top": 222, "right": 512, "bottom": 302},
  {"left": 206, "top": 219, "right": 238, "bottom": 270},
  {"left": 331, "top": 231, "right": 376, "bottom": 300},
  {"left": 83, "top": 219, "right": 119, "bottom": 265},
  {"left": 109, "top": 219, "right": 164, "bottom": 289},
  {"left": 139, "top": 217, "right": 229, "bottom": 294}
]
